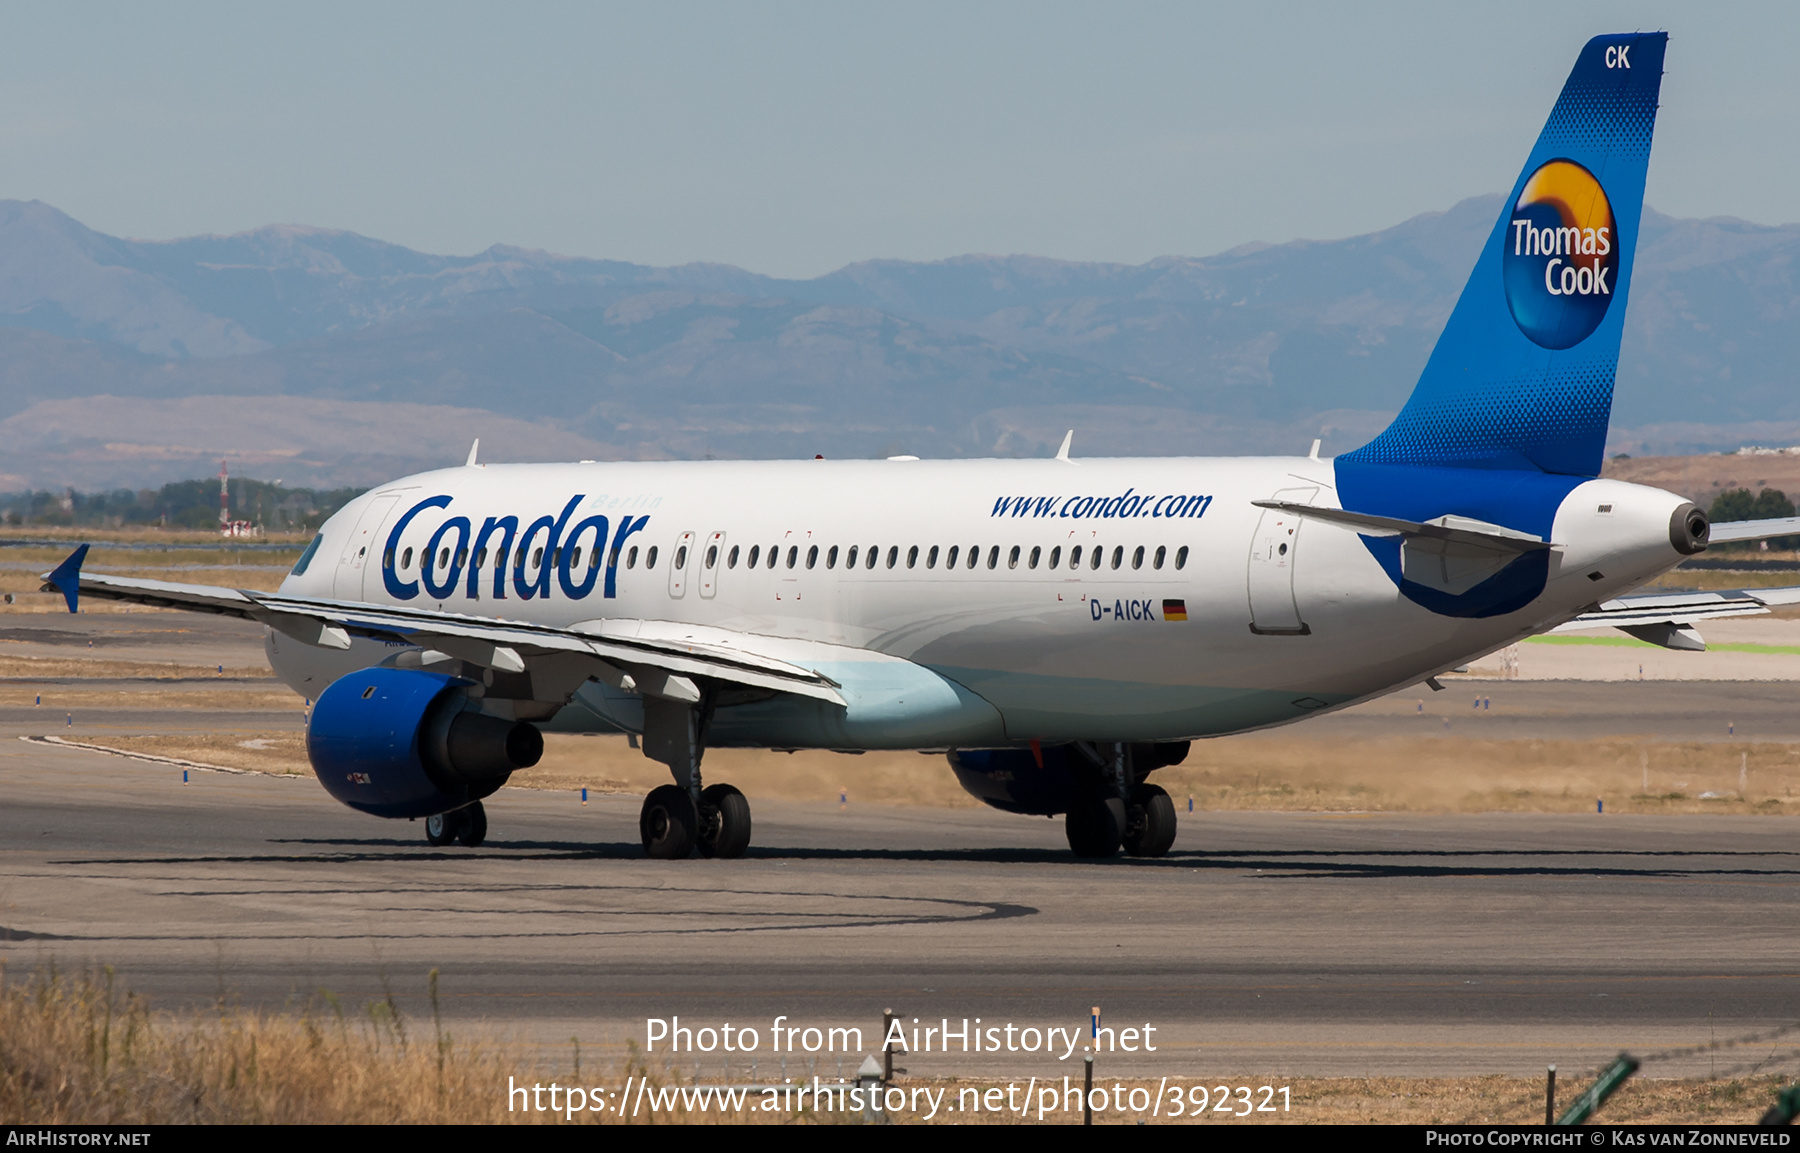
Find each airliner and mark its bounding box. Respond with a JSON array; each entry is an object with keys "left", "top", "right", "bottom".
[{"left": 43, "top": 32, "right": 1800, "bottom": 860}]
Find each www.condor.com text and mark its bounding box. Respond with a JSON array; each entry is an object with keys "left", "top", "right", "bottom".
[{"left": 508, "top": 1075, "right": 1290, "bottom": 1121}]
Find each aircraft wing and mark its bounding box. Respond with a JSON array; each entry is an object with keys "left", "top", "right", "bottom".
[
  {"left": 40, "top": 546, "right": 846, "bottom": 707},
  {"left": 1546, "top": 585, "right": 1800, "bottom": 651}
]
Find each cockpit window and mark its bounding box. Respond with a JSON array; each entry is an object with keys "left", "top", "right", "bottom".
[{"left": 290, "top": 534, "right": 324, "bottom": 576}]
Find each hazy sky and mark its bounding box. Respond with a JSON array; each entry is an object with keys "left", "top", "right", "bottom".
[{"left": 2, "top": 2, "right": 1794, "bottom": 278}]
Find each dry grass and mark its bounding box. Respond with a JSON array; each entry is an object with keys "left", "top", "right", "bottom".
[
  {"left": 1161, "top": 736, "right": 1800, "bottom": 816},
  {"left": 0, "top": 689, "right": 298, "bottom": 713},
  {"left": 64, "top": 734, "right": 312, "bottom": 776},
  {"left": 0, "top": 963, "right": 504, "bottom": 1123},
  {"left": 511, "top": 736, "right": 984, "bottom": 807},
  {"left": 60, "top": 731, "right": 1800, "bottom": 815},
  {"left": 0, "top": 654, "right": 273, "bottom": 680},
  {"left": 1, "top": 964, "right": 1790, "bottom": 1125}
]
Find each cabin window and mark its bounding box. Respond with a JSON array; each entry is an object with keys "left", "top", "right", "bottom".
[
  {"left": 1068, "top": 545, "right": 1081, "bottom": 569},
  {"left": 1048, "top": 545, "right": 1061, "bottom": 568},
  {"left": 1153, "top": 545, "right": 1166, "bottom": 570},
  {"left": 747, "top": 545, "right": 759, "bottom": 568},
  {"left": 401, "top": 547, "right": 413, "bottom": 570},
  {"left": 1175, "top": 545, "right": 1189, "bottom": 570},
  {"left": 1131, "top": 545, "right": 1144, "bottom": 570},
  {"left": 827, "top": 545, "right": 838, "bottom": 569},
  {"left": 987, "top": 546, "right": 1000, "bottom": 570},
  {"left": 927, "top": 545, "right": 939, "bottom": 569},
  {"left": 845, "top": 545, "right": 858, "bottom": 568},
  {"left": 866, "top": 547, "right": 878, "bottom": 570},
  {"left": 475, "top": 547, "right": 488, "bottom": 568},
  {"left": 806, "top": 545, "right": 818, "bottom": 569},
  {"left": 786, "top": 545, "right": 798, "bottom": 569},
  {"left": 907, "top": 545, "right": 919, "bottom": 569},
  {"left": 728, "top": 545, "right": 740, "bottom": 568},
  {"left": 645, "top": 545, "right": 659, "bottom": 569},
  {"left": 705, "top": 545, "right": 718, "bottom": 569},
  {"left": 627, "top": 546, "right": 640, "bottom": 569},
  {"left": 568, "top": 547, "right": 581, "bottom": 570},
  {"left": 1028, "top": 545, "right": 1040, "bottom": 569},
  {"left": 589, "top": 547, "right": 602, "bottom": 572},
  {"left": 767, "top": 546, "right": 779, "bottom": 570},
  {"left": 1007, "top": 545, "right": 1020, "bottom": 570},
  {"left": 1110, "top": 546, "right": 1123, "bottom": 570},
  {"left": 673, "top": 545, "right": 687, "bottom": 570},
  {"left": 886, "top": 546, "right": 899, "bottom": 569},
  {"left": 1090, "top": 547, "right": 1102, "bottom": 571},
  {"left": 532, "top": 547, "right": 544, "bottom": 568},
  {"left": 456, "top": 547, "right": 468, "bottom": 567},
  {"left": 967, "top": 546, "right": 980, "bottom": 570},
  {"left": 945, "top": 545, "right": 959, "bottom": 568}
]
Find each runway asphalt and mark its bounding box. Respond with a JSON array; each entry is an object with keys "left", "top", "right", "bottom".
[{"left": 1, "top": 610, "right": 1797, "bottom": 1082}]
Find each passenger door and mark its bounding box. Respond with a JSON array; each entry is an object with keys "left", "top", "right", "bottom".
[
  {"left": 332, "top": 494, "right": 400, "bottom": 601},
  {"left": 667, "top": 531, "right": 695, "bottom": 599},
  {"left": 699, "top": 532, "right": 726, "bottom": 599}
]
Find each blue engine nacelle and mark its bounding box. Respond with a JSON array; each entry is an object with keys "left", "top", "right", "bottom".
[
  {"left": 305, "top": 667, "right": 544, "bottom": 819},
  {"left": 948, "top": 746, "right": 1078, "bottom": 816},
  {"left": 948, "top": 742, "right": 1191, "bottom": 815}
]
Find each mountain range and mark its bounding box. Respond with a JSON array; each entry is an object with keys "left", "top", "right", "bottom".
[{"left": 0, "top": 196, "right": 1795, "bottom": 489}]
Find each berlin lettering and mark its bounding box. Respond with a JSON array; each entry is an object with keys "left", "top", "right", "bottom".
[{"left": 382, "top": 494, "right": 649, "bottom": 603}]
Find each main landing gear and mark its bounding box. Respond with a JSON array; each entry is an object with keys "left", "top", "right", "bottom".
[
  {"left": 637, "top": 696, "right": 752, "bottom": 859},
  {"left": 640, "top": 782, "right": 752, "bottom": 859},
  {"left": 1064, "top": 743, "right": 1180, "bottom": 859},
  {"left": 424, "top": 800, "right": 487, "bottom": 847}
]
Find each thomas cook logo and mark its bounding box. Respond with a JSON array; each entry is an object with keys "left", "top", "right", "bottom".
[{"left": 1502, "top": 159, "right": 1618, "bottom": 350}]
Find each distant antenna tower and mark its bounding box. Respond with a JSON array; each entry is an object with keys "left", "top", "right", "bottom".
[{"left": 219, "top": 460, "right": 229, "bottom": 529}]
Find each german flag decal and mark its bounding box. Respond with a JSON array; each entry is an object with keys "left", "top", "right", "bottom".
[{"left": 1162, "top": 599, "right": 1188, "bottom": 621}]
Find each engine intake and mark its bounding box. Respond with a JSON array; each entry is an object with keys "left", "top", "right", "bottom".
[{"left": 306, "top": 667, "right": 542, "bottom": 818}]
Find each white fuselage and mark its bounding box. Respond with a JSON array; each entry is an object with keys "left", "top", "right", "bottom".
[{"left": 265, "top": 456, "right": 1692, "bottom": 748}]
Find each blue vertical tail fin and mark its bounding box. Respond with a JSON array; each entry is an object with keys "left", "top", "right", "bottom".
[{"left": 1339, "top": 32, "right": 1667, "bottom": 477}]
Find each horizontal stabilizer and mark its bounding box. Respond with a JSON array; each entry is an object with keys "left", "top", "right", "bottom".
[
  {"left": 1251, "top": 501, "right": 1551, "bottom": 552},
  {"left": 1617, "top": 622, "right": 1706, "bottom": 651},
  {"left": 1551, "top": 586, "right": 1800, "bottom": 648},
  {"left": 1705, "top": 517, "right": 1800, "bottom": 545}
]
